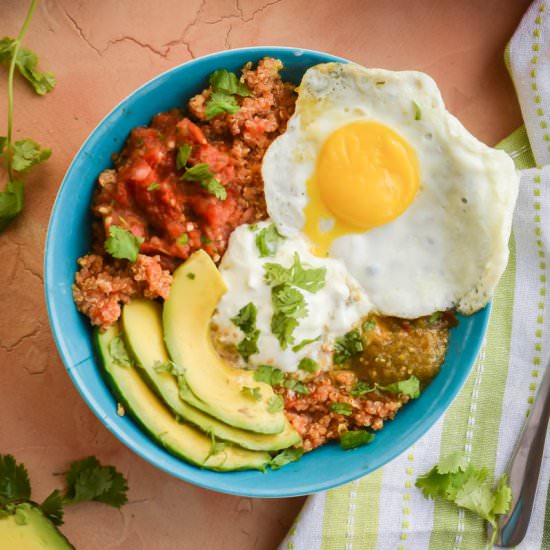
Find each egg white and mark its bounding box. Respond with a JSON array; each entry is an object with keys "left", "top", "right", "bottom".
[{"left": 262, "top": 63, "right": 519, "bottom": 318}]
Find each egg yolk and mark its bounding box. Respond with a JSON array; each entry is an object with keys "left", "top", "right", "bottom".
[{"left": 304, "top": 120, "right": 420, "bottom": 255}]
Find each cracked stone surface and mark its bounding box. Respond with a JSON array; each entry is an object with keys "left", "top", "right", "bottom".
[{"left": 1, "top": 1, "right": 528, "bottom": 548}]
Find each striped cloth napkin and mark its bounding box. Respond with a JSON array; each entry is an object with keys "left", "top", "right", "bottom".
[{"left": 279, "top": 3, "right": 550, "bottom": 549}]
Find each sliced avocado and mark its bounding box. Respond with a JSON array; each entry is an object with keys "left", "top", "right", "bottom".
[
  {"left": 0, "top": 503, "right": 73, "bottom": 550},
  {"left": 163, "top": 250, "right": 285, "bottom": 435},
  {"left": 95, "top": 325, "right": 271, "bottom": 472},
  {"left": 122, "top": 298, "right": 301, "bottom": 451}
]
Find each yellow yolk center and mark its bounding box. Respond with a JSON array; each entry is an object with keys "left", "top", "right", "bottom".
[{"left": 304, "top": 120, "right": 420, "bottom": 255}]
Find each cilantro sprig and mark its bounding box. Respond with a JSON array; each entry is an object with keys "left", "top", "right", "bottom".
[
  {"left": 416, "top": 452, "right": 512, "bottom": 549},
  {"left": 104, "top": 225, "right": 144, "bottom": 263},
  {"left": 0, "top": 0, "right": 54, "bottom": 233},
  {"left": 0, "top": 453, "right": 128, "bottom": 532},
  {"left": 333, "top": 329, "right": 364, "bottom": 364},
  {"left": 350, "top": 375, "right": 421, "bottom": 399},
  {"left": 255, "top": 223, "right": 284, "bottom": 257},
  {"left": 205, "top": 69, "right": 251, "bottom": 120}
]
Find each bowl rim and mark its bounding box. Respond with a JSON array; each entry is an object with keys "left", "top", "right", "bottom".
[{"left": 44, "top": 46, "right": 490, "bottom": 498}]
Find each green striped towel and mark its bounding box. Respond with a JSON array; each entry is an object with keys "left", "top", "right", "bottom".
[{"left": 280, "top": 2, "right": 550, "bottom": 548}]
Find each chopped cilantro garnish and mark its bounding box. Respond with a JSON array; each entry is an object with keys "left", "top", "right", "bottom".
[
  {"left": 201, "top": 235, "right": 212, "bottom": 244},
  {"left": 254, "top": 365, "right": 284, "bottom": 386},
  {"left": 176, "top": 233, "right": 189, "bottom": 246},
  {"left": 416, "top": 452, "right": 512, "bottom": 549},
  {"left": 204, "top": 69, "right": 251, "bottom": 120},
  {"left": 108, "top": 336, "right": 133, "bottom": 368},
  {"left": 248, "top": 223, "right": 258, "bottom": 231},
  {"left": 413, "top": 101, "right": 422, "bottom": 120},
  {"left": 231, "top": 303, "right": 257, "bottom": 334},
  {"left": 292, "top": 335, "right": 321, "bottom": 352},
  {"left": 186, "top": 272, "right": 196, "bottom": 280},
  {"left": 350, "top": 380, "right": 376, "bottom": 397},
  {"left": 241, "top": 386, "right": 262, "bottom": 401},
  {"left": 146, "top": 182, "right": 160, "bottom": 191},
  {"left": 176, "top": 144, "right": 192, "bottom": 170},
  {"left": 379, "top": 376, "right": 420, "bottom": 399},
  {"left": 264, "top": 253, "right": 326, "bottom": 293},
  {"left": 282, "top": 377, "right": 309, "bottom": 395},
  {"left": 205, "top": 92, "right": 240, "bottom": 120},
  {"left": 333, "top": 329, "right": 364, "bottom": 364},
  {"left": 297, "top": 357, "right": 319, "bottom": 373},
  {"left": 104, "top": 225, "right": 144, "bottom": 262},
  {"left": 209, "top": 69, "right": 251, "bottom": 97},
  {"left": 40, "top": 490, "right": 64, "bottom": 525},
  {"left": 340, "top": 430, "right": 375, "bottom": 450},
  {"left": 330, "top": 402, "right": 353, "bottom": 416},
  {"left": 182, "top": 163, "right": 226, "bottom": 200},
  {"left": 231, "top": 303, "right": 260, "bottom": 362},
  {"left": 271, "top": 312, "right": 299, "bottom": 350},
  {"left": 267, "top": 394, "right": 284, "bottom": 413},
  {"left": 236, "top": 330, "right": 259, "bottom": 362},
  {"left": 271, "top": 284, "right": 308, "bottom": 318},
  {"left": 270, "top": 447, "right": 304, "bottom": 470},
  {"left": 362, "top": 319, "right": 376, "bottom": 333},
  {"left": 255, "top": 223, "right": 284, "bottom": 257},
  {"left": 427, "top": 311, "right": 443, "bottom": 325}
]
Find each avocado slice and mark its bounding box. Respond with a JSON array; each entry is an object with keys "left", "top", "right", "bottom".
[
  {"left": 122, "top": 298, "right": 301, "bottom": 451},
  {"left": 163, "top": 250, "right": 286, "bottom": 435},
  {"left": 0, "top": 503, "right": 73, "bottom": 550},
  {"left": 95, "top": 325, "right": 271, "bottom": 471}
]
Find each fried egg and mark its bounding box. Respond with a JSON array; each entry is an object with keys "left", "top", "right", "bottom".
[
  {"left": 211, "top": 222, "right": 372, "bottom": 373},
  {"left": 262, "top": 63, "right": 519, "bottom": 318}
]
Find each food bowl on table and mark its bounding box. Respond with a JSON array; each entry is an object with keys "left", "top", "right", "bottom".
[{"left": 44, "top": 47, "right": 492, "bottom": 498}]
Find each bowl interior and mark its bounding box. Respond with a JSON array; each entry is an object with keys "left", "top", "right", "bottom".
[{"left": 44, "top": 47, "right": 490, "bottom": 498}]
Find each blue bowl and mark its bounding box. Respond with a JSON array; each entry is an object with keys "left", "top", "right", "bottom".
[{"left": 44, "top": 47, "right": 490, "bottom": 498}]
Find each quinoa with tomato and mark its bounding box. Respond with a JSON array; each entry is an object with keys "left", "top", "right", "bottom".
[{"left": 73, "top": 57, "right": 296, "bottom": 329}]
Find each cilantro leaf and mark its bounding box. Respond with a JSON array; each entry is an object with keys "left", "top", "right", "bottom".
[
  {"left": 282, "top": 377, "right": 309, "bottom": 395},
  {"left": 231, "top": 302, "right": 257, "bottom": 334},
  {"left": 415, "top": 453, "right": 513, "bottom": 547},
  {"left": 263, "top": 253, "right": 326, "bottom": 293},
  {"left": 350, "top": 380, "right": 376, "bottom": 397},
  {"left": 11, "top": 139, "right": 51, "bottom": 172},
  {"left": 108, "top": 335, "right": 133, "bottom": 368},
  {"left": 176, "top": 233, "right": 189, "bottom": 246},
  {"left": 64, "top": 456, "right": 128, "bottom": 508},
  {"left": 0, "top": 179, "right": 24, "bottom": 232},
  {"left": 340, "top": 430, "right": 375, "bottom": 450},
  {"left": 209, "top": 68, "right": 251, "bottom": 97},
  {"left": 271, "top": 312, "right": 298, "bottom": 350},
  {"left": 362, "top": 319, "right": 376, "bottom": 333},
  {"left": 333, "top": 330, "right": 364, "bottom": 364},
  {"left": 40, "top": 490, "right": 64, "bottom": 526},
  {"left": 255, "top": 223, "right": 284, "bottom": 257},
  {"left": 205, "top": 92, "right": 240, "bottom": 120},
  {"left": 330, "top": 402, "right": 353, "bottom": 416},
  {"left": 427, "top": 311, "right": 443, "bottom": 325},
  {"left": 292, "top": 335, "right": 321, "bottom": 352},
  {"left": 270, "top": 447, "right": 304, "bottom": 470},
  {"left": 297, "top": 357, "right": 319, "bottom": 373},
  {"left": 264, "top": 262, "right": 292, "bottom": 286},
  {"left": 271, "top": 284, "right": 308, "bottom": 318},
  {"left": 378, "top": 376, "right": 421, "bottom": 399},
  {"left": 146, "top": 182, "right": 160, "bottom": 191},
  {"left": 290, "top": 253, "right": 326, "bottom": 293},
  {"left": 0, "top": 37, "right": 56, "bottom": 95},
  {"left": 0, "top": 454, "right": 31, "bottom": 506},
  {"left": 241, "top": 386, "right": 262, "bottom": 401},
  {"left": 236, "top": 330, "right": 260, "bottom": 362},
  {"left": 176, "top": 144, "right": 192, "bottom": 170},
  {"left": 182, "top": 163, "right": 226, "bottom": 200},
  {"left": 104, "top": 225, "right": 144, "bottom": 262},
  {"left": 254, "top": 365, "right": 284, "bottom": 386},
  {"left": 412, "top": 100, "right": 422, "bottom": 121},
  {"left": 267, "top": 394, "right": 284, "bottom": 413}
]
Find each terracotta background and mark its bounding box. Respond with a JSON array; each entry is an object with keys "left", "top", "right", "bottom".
[{"left": 0, "top": 1, "right": 530, "bottom": 549}]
